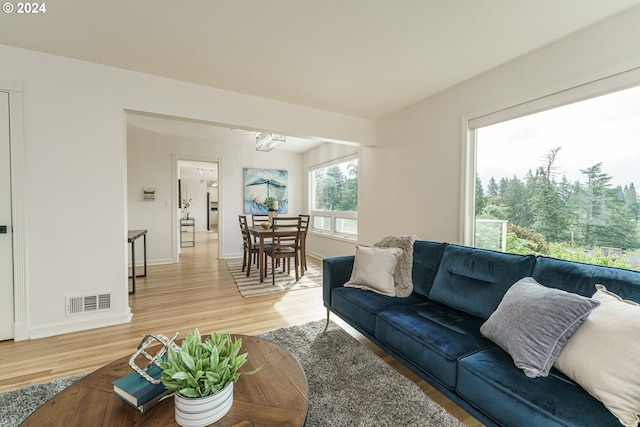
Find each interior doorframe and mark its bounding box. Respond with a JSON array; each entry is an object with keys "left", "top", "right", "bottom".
[
  {"left": 172, "top": 154, "right": 222, "bottom": 262},
  {"left": 1, "top": 81, "right": 28, "bottom": 341}
]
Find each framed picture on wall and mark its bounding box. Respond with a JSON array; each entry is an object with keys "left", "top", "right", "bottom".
[{"left": 243, "top": 168, "right": 288, "bottom": 214}]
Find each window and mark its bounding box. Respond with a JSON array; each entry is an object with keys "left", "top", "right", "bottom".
[
  {"left": 310, "top": 155, "right": 358, "bottom": 238},
  {"left": 467, "top": 79, "right": 640, "bottom": 271}
]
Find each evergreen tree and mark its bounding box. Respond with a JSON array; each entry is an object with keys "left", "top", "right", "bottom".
[
  {"left": 475, "top": 175, "right": 486, "bottom": 215},
  {"left": 498, "top": 177, "right": 509, "bottom": 196},
  {"left": 579, "top": 163, "right": 612, "bottom": 246},
  {"left": 487, "top": 177, "right": 499, "bottom": 197}
]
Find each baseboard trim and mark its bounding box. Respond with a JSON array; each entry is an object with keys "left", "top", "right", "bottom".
[{"left": 28, "top": 308, "right": 133, "bottom": 340}]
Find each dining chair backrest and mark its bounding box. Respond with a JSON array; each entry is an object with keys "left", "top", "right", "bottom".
[
  {"left": 251, "top": 214, "right": 270, "bottom": 227},
  {"left": 271, "top": 216, "right": 301, "bottom": 249},
  {"left": 238, "top": 215, "right": 252, "bottom": 247},
  {"left": 299, "top": 214, "right": 310, "bottom": 237},
  {"left": 298, "top": 214, "right": 310, "bottom": 270}
]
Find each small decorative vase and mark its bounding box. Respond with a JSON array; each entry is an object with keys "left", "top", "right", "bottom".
[
  {"left": 268, "top": 210, "right": 275, "bottom": 225},
  {"left": 174, "top": 382, "right": 234, "bottom": 427}
]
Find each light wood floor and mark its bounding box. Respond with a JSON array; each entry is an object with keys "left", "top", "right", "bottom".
[{"left": 0, "top": 231, "right": 483, "bottom": 426}]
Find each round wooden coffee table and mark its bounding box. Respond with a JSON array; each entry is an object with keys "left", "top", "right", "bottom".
[{"left": 21, "top": 335, "right": 308, "bottom": 426}]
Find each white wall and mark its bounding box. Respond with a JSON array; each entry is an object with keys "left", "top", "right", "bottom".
[
  {"left": 4, "top": 5, "right": 640, "bottom": 339},
  {"left": 127, "top": 125, "right": 305, "bottom": 263},
  {"left": 1, "top": 43, "right": 374, "bottom": 339},
  {"left": 365, "top": 6, "right": 640, "bottom": 247}
]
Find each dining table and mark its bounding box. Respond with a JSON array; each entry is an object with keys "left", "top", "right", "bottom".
[{"left": 248, "top": 224, "right": 302, "bottom": 283}]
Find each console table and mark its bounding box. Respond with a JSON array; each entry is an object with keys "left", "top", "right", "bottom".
[
  {"left": 21, "top": 335, "right": 309, "bottom": 426},
  {"left": 179, "top": 218, "right": 195, "bottom": 247},
  {"left": 127, "top": 229, "right": 147, "bottom": 295}
]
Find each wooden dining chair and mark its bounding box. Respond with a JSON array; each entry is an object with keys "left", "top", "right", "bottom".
[
  {"left": 251, "top": 213, "right": 272, "bottom": 264},
  {"left": 264, "top": 216, "right": 302, "bottom": 285},
  {"left": 298, "top": 214, "right": 310, "bottom": 271},
  {"left": 238, "top": 215, "right": 259, "bottom": 276}
]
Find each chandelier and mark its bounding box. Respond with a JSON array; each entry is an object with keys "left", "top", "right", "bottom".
[{"left": 256, "top": 133, "right": 286, "bottom": 152}]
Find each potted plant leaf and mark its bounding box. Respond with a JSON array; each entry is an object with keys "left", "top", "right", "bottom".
[{"left": 160, "top": 329, "right": 261, "bottom": 427}]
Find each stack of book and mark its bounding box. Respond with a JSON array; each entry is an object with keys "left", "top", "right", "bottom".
[{"left": 112, "top": 365, "right": 171, "bottom": 413}]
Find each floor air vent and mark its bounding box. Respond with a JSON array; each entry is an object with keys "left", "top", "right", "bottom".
[{"left": 66, "top": 293, "right": 112, "bottom": 315}]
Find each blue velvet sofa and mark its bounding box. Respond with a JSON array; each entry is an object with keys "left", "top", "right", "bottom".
[{"left": 323, "top": 241, "right": 640, "bottom": 427}]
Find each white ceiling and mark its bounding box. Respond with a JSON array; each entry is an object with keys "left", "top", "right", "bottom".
[
  {"left": 1, "top": 0, "right": 639, "bottom": 120},
  {"left": 4, "top": 1, "right": 640, "bottom": 153},
  {"left": 126, "top": 112, "right": 324, "bottom": 153}
]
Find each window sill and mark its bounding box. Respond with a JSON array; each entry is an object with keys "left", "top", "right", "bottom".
[{"left": 309, "top": 230, "right": 357, "bottom": 243}]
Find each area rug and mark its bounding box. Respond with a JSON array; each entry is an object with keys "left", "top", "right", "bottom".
[
  {"left": 258, "top": 320, "right": 465, "bottom": 427},
  {"left": 0, "top": 320, "right": 465, "bottom": 427},
  {"left": 227, "top": 259, "right": 323, "bottom": 297},
  {"left": 0, "top": 374, "right": 87, "bottom": 427}
]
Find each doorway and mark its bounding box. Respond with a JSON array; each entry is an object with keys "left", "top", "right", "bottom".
[{"left": 177, "top": 160, "right": 220, "bottom": 255}]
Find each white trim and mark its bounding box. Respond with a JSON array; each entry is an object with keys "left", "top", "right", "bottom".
[
  {"left": 172, "top": 155, "right": 222, "bottom": 262},
  {"left": 459, "top": 121, "right": 476, "bottom": 247},
  {"left": 309, "top": 229, "right": 357, "bottom": 244},
  {"left": 28, "top": 308, "right": 132, "bottom": 340},
  {"left": 468, "top": 66, "right": 640, "bottom": 130},
  {"left": 1, "top": 81, "right": 28, "bottom": 341},
  {"left": 308, "top": 151, "right": 358, "bottom": 171}
]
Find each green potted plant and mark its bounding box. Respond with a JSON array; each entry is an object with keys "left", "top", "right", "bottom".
[{"left": 160, "top": 329, "right": 261, "bottom": 427}]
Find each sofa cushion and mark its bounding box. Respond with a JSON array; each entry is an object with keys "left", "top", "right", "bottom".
[
  {"left": 480, "top": 277, "right": 599, "bottom": 378},
  {"left": 374, "top": 235, "right": 418, "bottom": 297},
  {"left": 532, "top": 256, "right": 640, "bottom": 302},
  {"left": 428, "top": 245, "right": 536, "bottom": 319},
  {"left": 375, "top": 302, "right": 493, "bottom": 389},
  {"left": 410, "top": 241, "right": 447, "bottom": 298},
  {"left": 344, "top": 245, "right": 403, "bottom": 296},
  {"left": 457, "top": 347, "right": 620, "bottom": 427},
  {"left": 555, "top": 285, "right": 640, "bottom": 427},
  {"left": 331, "top": 287, "right": 427, "bottom": 334}
]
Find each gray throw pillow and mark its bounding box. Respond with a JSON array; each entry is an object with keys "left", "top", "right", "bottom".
[{"left": 480, "top": 277, "right": 600, "bottom": 378}]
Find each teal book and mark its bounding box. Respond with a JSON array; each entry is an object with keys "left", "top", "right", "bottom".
[{"left": 112, "top": 365, "right": 167, "bottom": 407}]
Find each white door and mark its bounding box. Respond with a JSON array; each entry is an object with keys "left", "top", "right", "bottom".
[{"left": 0, "top": 91, "right": 14, "bottom": 340}]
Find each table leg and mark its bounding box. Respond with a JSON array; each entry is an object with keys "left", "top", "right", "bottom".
[
  {"left": 141, "top": 233, "right": 147, "bottom": 277},
  {"left": 130, "top": 240, "right": 136, "bottom": 295},
  {"left": 259, "top": 236, "right": 265, "bottom": 283}
]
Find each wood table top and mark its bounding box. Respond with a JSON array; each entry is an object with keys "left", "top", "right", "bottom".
[{"left": 21, "top": 335, "right": 309, "bottom": 427}]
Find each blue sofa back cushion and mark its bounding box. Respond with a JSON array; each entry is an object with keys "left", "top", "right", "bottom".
[
  {"left": 532, "top": 256, "right": 640, "bottom": 303},
  {"left": 411, "top": 241, "right": 448, "bottom": 298},
  {"left": 428, "top": 245, "right": 536, "bottom": 320}
]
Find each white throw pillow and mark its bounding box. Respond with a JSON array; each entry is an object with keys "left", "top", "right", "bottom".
[
  {"left": 344, "top": 245, "right": 403, "bottom": 297},
  {"left": 554, "top": 284, "right": 640, "bottom": 427}
]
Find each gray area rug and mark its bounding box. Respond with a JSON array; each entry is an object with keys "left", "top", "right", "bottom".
[
  {"left": 0, "top": 374, "right": 87, "bottom": 427},
  {"left": 0, "top": 320, "right": 464, "bottom": 427}
]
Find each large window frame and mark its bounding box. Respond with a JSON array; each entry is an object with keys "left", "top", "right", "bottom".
[
  {"left": 309, "top": 153, "right": 358, "bottom": 240},
  {"left": 462, "top": 67, "right": 640, "bottom": 248}
]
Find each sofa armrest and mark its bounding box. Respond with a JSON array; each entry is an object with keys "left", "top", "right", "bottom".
[{"left": 323, "top": 256, "right": 354, "bottom": 308}]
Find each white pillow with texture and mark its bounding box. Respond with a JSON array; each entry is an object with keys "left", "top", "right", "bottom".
[
  {"left": 554, "top": 284, "right": 640, "bottom": 427},
  {"left": 344, "top": 245, "right": 403, "bottom": 297}
]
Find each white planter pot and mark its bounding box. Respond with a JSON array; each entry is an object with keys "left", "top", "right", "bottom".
[{"left": 174, "top": 382, "right": 234, "bottom": 427}]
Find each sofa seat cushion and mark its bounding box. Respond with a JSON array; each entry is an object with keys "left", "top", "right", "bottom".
[
  {"left": 331, "top": 287, "right": 427, "bottom": 334},
  {"left": 375, "top": 302, "right": 494, "bottom": 389},
  {"left": 457, "top": 347, "right": 620, "bottom": 427},
  {"left": 429, "top": 244, "right": 536, "bottom": 319}
]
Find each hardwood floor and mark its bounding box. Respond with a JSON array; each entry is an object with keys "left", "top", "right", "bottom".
[{"left": 0, "top": 231, "right": 483, "bottom": 426}]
